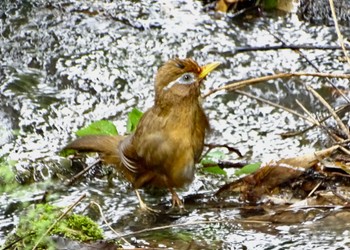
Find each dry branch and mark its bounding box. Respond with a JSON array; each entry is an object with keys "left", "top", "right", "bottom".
[
  {"left": 329, "top": 0, "right": 350, "bottom": 67},
  {"left": 235, "top": 90, "right": 314, "bottom": 123},
  {"left": 305, "top": 85, "right": 350, "bottom": 138},
  {"left": 203, "top": 72, "right": 350, "bottom": 98}
]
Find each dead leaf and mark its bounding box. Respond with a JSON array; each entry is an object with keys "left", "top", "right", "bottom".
[{"left": 217, "top": 146, "right": 339, "bottom": 203}]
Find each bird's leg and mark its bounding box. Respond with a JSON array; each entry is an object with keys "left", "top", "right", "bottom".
[
  {"left": 169, "top": 187, "right": 184, "bottom": 210},
  {"left": 134, "top": 189, "right": 159, "bottom": 213}
]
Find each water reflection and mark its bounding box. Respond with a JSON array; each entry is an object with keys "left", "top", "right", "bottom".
[{"left": 1, "top": 0, "right": 349, "bottom": 248}]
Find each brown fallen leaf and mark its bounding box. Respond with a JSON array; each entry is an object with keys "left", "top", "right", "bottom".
[
  {"left": 217, "top": 146, "right": 339, "bottom": 203},
  {"left": 242, "top": 187, "right": 350, "bottom": 225},
  {"left": 244, "top": 206, "right": 324, "bottom": 224}
]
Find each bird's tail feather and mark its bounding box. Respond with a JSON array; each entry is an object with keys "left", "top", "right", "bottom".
[{"left": 64, "top": 135, "right": 124, "bottom": 157}]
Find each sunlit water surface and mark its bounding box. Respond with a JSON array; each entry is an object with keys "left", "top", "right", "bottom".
[{"left": 1, "top": 0, "right": 350, "bottom": 248}]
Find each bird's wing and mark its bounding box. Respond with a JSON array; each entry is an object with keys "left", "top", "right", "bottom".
[{"left": 119, "top": 136, "right": 141, "bottom": 173}]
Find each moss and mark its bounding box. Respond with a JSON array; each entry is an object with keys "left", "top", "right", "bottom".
[
  {"left": 53, "top": 214, "right": 104, "bottom": 241},
  {"left": 0, "top": 157, "right": 19, "bottom": 192},
  {"left": 4, "top": 203, "right": 104, "bottom": 249}
]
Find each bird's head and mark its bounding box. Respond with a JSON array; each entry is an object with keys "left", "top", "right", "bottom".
[{"left": 154, "top": 58, "right": 220, "bottom": 101}]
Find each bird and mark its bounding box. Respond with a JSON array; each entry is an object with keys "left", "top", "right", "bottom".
[{"left": 64, "top": 58, "right": 220, "bottom": 211}]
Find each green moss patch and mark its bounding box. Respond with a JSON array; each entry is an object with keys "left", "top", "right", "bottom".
[{"left": 4, "top": 203, "right": 103, "bottom": 249}]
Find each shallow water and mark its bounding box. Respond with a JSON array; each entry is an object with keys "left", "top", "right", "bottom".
[{"left": 1, "top": 0, "right": 350, "bottom": 248}]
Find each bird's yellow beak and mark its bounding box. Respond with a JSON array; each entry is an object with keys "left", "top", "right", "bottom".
[{"left": 199, "top": 61, "right": 221, "bottom": 79}]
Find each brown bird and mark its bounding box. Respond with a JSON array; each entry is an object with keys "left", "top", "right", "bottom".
[{"left": 64, "top": 58, "right": 220, "bottom": 211}]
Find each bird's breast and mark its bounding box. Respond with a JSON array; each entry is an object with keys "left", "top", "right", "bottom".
[{"left": 131, "top": 97, "right": 208, "bottom": 188}]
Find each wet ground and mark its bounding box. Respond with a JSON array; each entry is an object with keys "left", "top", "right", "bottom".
[{"left": 1, "top": 0, "right": 350, "bottom": 249}]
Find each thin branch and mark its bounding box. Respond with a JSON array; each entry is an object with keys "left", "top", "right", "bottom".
[
  {"left": 65, "top": 159, "right": 101, "bottom": 186},
  {"left": 202, "top": 143, "right": 243, "bottom": 159},
  {"left": 234, "top": 89, "right": 350, "bottom": 141},
  {"left": 32, "top": 193, "right": 86, "bottom": 250},
  {"left": 90, "top": 201, "right": 131, "bottom": 246},
  {"left": 280, "top": 104, "right": 350, "bottom": 139},
  {"left": 335, "top": 138, "right": 350, "bottom": 145},
  {"left": 112, "top": 220, "right": 226, "bottom": 239},
  {"left": 234, "top": 45, "right": 350, "bottom": 53},
  {"left": 295, "top": 100, "right": 320, "bottom": 126},
  {"left": 266, "top": 27, "right": 350, "bottom": 104},
  {"left": 108, "top": 219, "right": 268, "bottom": 240},
  {"left": 305, "top": 85, "right": 350, "bottom": 139},
  {"left": 307, "top": 181, "right": 323, "bottom": 197},
  {"left": 235, "top": 90, "right": 315, "bottom": 124},
  {"left": 203, "top": 72, "right": 350, "bottom": 98},
  {"left": 293, "top": 99, "right": 340, "bottom": 140},
  {"left": 339, "top": 146, "right": 350, "bottom": 155},
  {"left": 329, "top": 0, "right": 350, "bottom": 67},
  {"left": 280, "top": 127, "right": 313, "bottom": 139}
]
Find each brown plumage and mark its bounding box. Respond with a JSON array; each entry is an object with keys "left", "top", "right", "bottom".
[{"left": 64, "top": 58, "right": 220, "bottom": 210}]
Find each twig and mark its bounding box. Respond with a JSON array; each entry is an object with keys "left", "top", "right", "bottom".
[
  {"left": 294, "top": 99, "right": 342, "bottom": 140},
  {"left": 203, "top": 72, "right": 350, "bottom": 98},
  {"left": 234, "top": 45, "right": 350, "bottom": 53},
  {"left": 336, "top": 138, "right": 350, "bottom": 145},
  {"left": 339, "top": 146, "right": 350, "bottom": 155},
  {"left": 295, "top": 100, "right": 320, "bottom": 126},
  {"left": 203, "top": 143, "right": 242, "bottom": 158},
  {"left": 235, "top": 90, "right": 314, "bottom": 124},
  {"left": 280, "top": 104, "right": 350, "bottom": 139},
  {"left": 32, "top": 193, "right": 87, "bottom": 250},
  {"left": 307, "top": 181, "right": 323, "bottom": 197},
  {"left": 65, "top": 159, "right": 101, "bottom": 186},
  {"left": 305, "top": 85, "right": 350, "bottom": 139},
  {"left": 108, "top": 219, "right": 269, "bottom": 240},
  {"left": 112, "top": 220, "right": 227, "bottom": 239},
  {"left": 280, "top": 127, "right": 315, "bottom": 138},
  {"left": 328, "top": 0, "right": 350, "bottom": 67},
  {"left": 332, "top": 189, "right": 350, "bottom": 203},
  {"left": 266, "top": 29, "right": 336, "bottom": 72},
  {"left": 90, "top": 201, "right": 131, "bottom": 246},
  {"left": 235, "top": 91, "right": 349, "bottom": 140},
  {"left": 266, "top": 28, "right": 350, "bottom": 104}
]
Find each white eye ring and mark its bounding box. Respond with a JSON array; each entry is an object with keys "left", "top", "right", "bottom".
[
  {"left": 178, "top": 73, "right": 195, "bottom": 84},
  {"left": 163, "top": 72, "right": 196, "bottom": 91}
]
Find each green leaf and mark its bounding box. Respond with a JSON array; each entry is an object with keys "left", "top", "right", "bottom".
[
  {"left": 201, "top": 150, "right": 227, "bottom": 176},
  {"left": 76, "top": 120, "right": 118, "bottom": 137},
  {"left": 200, "top": 158, "right": 217, "bottom": 165},
  {"left": 127, "top": 108, "right": 143, "bottom": 133},
  {"left": 59, "top": 148, "right": 77, "bottom": 157},
  {"left": 235, "top": 162, "right": 261, "bottom": 176},
  {"left": 201, "top": 150, "right": 225, "bottom": 165},
  {"left": 263, "top": 0, "right": 278, "bottom": 9},
  {"left": 202, "top": 166, "right": 227, "bottom": 176}
]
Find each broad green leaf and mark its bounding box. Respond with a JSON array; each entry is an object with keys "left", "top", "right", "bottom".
[
  {"left": 206, "top": 150, "right": 225, "bottom": 159},
  {"left": 200, "top": 158, "right": 217, "bottom": 165},
  {"left": 202, "top": 166, "right": 227, "bottom": 176},
  {"left": 201, "top": 150, "right": 225, "bottom": 164},
  {"left": 201, "top": 150, "right": 227, "bottom": 176},
  {"left": 76, "top": 120, "right": 118, "bottom": 137},
  {"left": 235, "top": 162, "right": 261, "bottom": 176},
  {"left": 127, "top": 108, "right": 143, "bottom": 133}
]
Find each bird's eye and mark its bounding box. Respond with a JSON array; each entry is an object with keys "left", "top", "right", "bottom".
[
  {"left": 183, "top": 74, "right": 191, "bottom": 81},
  {"left": 163, "top": 72, "right": 196, "bottom": 91},
  {"left": 179, "top": 73, "right": 194, "bottom": 84}
]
